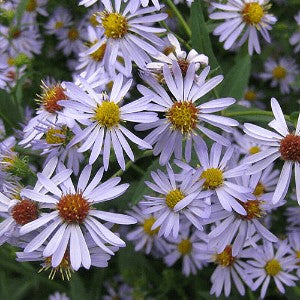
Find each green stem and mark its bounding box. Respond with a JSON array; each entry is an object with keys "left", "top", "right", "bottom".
[
  {"left": 223, "top": 110, "right": 292, "bottom": 122},
  {"left": 165, "top": 0, "right": 192, "bottom": 38}
]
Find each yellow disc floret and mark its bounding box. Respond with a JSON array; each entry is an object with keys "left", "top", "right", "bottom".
[
  {"left": 215, "top": 245, "right": 235, "bottom": 267},
  {"left": 253, "top": 182, "right": 265, "bottom": 197},
  {"left": 249, "top": 146, "right": 260, "bottom": 155},
  {"left": 240, "top": 199, "right": 263, "bottom": 220},
  {"left": 242, "top": 2, "right": 264, "bottom": 25},
  {"left": 165, "top": 189, "right": 185, "bottom": 209},
  {"left": 201, "top": 168, "right": 223, "bottom": 190},
  {"left": 101, "top": 12, "right": 128, "bottom": 39},
  {"left": 265, "top": 259, "right": 281, "bottom": 276},
  {"left": 94, "top": 101, "right": 120, "bottom": 128},
  {"left": 68, "top": 28, "right": 79, "bottom": 41},
  {"left": 272, "top": 66, "right": 287, "bottom": 80},
  {"left": 177, "top": 239, "right": 192, "bottom": 255},
  {"left": 143, "top": 217, "right": 159, "bottom": 236},
  {"left": 89, "top": 42, "right": 107, "bottom": 62},
  {"left": 167, "top": 101, "right": 199, "bottom": 134},
  {"left": 26, "top": 0, "right": 37, "bottom": 12},
  {"left": 45, "top": 128, "right": 66, "bottom": 144},
  {"left": 244, "top": 90, "right": 257, "bottom": 101},
  {"left": 55, "top": 21, "right": 64, "bottom": 29}
]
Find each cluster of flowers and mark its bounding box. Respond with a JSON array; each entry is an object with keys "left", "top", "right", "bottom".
[{"left": 0, "top": 0, "right": 299, "bottom": 299}]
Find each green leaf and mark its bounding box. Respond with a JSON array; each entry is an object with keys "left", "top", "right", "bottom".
[
  {"left": 219, "top": 47, "right": 251, "bottom": 99},
  {"left": 290, "top": 111, "right": 299, "bottom": 127},
  {"left": 69, "top": 273, "right": 87, "bottom": 300},
  {"left": 190, "top": 0, "right": 219, "bottom": 70}
]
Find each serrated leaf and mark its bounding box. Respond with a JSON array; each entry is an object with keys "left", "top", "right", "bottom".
[{"left": 190, "top": 0, "right": 219, "bottom": 70}]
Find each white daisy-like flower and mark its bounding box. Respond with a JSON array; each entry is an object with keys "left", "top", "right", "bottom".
[
  {"left": 19, "top": 80, "right": 72, "bottom": 147},
  {"left": 93, "top": 0, "right": 167, "bottom": 74},
  {"left": 56, "top": 25, "right": 85, "bottom": 56},
  {"left": 19, "top": 157, "right": 136, "bottom": 271},
  {"left": 175, "top": 142, "right": 251, "bottom": 214},
  {"left": 246, "top": 240, "right": 298, "bottom": 299},
  {"left": 209, "top": 0, "right": 277, "bottom": 55},
  {"left": 195, "top": 242, "right": 253, "bottom": 297},
  {"left": 164, "top": 223, "right": 207, "bottom": 276},
  {"left": 140, "top": 164, "right": 212, "bottom": 238},
  {"left": 44, "top": 6, "right": 73, "bottom": 36},
  {"left": 239, "top": 85, "right": 265, "bottom": 108},
  {"left": 60, "top": 74, "right": 155, "bottom": 170},
  {"left": 126, "top": 204, "right": 168, "bottom": 255},
  {"left": 243, "top": 98, "right": 300, "bottom": 205},
  {"left": 146, "top": 33, "right": 208, "bottom": 76},
  {"left": 205, "top": 170, "right": 279, "bottom": 256},
  {"left": 259, "top": 57, "right": 299, "bottom": 95},
  {"left": 135, "top": 62, "right": 238, "bottom": 165},
  {"left": 290, "top": 12, "right": 300, "bottom": 53},
  {"left": 31, "top": 122, "right": 84, "bottom": 175}
]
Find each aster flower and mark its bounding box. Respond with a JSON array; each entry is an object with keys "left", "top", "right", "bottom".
[
  {"left": 140, "top": 164, "right": 212, "bottom": 238},
  {"left": 195, "top": 242, "right": 253, "bottom": 297},
  {"left": 19, "top": 157, "right": 136, "bottom": 271},
  {"left": 135, "top": 61, "right": 238, "bottom": 165},
  {"left": 12, "top": 0, "right": 48, "bottom": 23},
  {"left": 146, "top": 33, "right": 208, "bottom": 77},
  {"left": 31, "top": 122, "right": 84, "bottom": 175},
  {"left": 209, "top": 0, "right": 277, "bottom": 55},
  {"left": 126, "top": 204, "right": 168, "bottom": 255},
  {"left": 259, "top": 57, "right": 299, "bottom": 94},
  {"left": 290, "top": 12, "right": 300, "bottom": 53},
  {"left": 93, "top": 0, "right": 167, "bottom": 74},
  {"left": 103, "top": 276, "right": 133, "bottom": 300},
  {"left": 175, "top": 142, "right": 251, "bottom": 214},
  {"left": 44, "top": 7, "right": 73, "bottom": 36},
  {"left": 204, "top": 170, "right": 279, "bottom": 256},
  {"left": 243, "top": 98, "right": 300, "bottom": 205},
  {"left": 239, "top": 86, "right": 265, "bottom": 108},
  {"left": 164, "top": 224, "right": 207, "bottom": 276},
  {"left": 60, "top": 74, "right": 155, "bottom": 170},
  {"left": 246, "top": 240, "right": 298, "bottom": 298}
]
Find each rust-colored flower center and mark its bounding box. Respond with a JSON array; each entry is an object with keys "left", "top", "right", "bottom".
[
  {"left": 40, "top": 83, "right": 68, "bottom": 113},
  {"left": 272, "top": 66, "right": 287, "bottom": 80},
  {"left": 215, "top": 245, "right": 235, "bottom": 267},
  {"left": 242, "top": 2, "right": 264, "bottom": 25},
  {"left": 143, "top": 217, "right": 159, "bottom": 236},
  {"left": 240, "top": 199, "right": 263, "bottom": 220},
  {"left": 163, "top": 45, "right": 175, "bottom": 56},
  {"left": 279, "top": 134, "right": 300, "bottom": 162},
  {"left": 12, "top": 200, "right": 39, "bottom": 225},
  {"left": 57, "top": 193, "right": 90, "bottom": 223},
  {"left": 68, "top": 28, "right": 79, "bottom": 41},
  {"left": 177, "top": 59, "right": 189, "bottom": 76},
  {"left": 101, "top": 12, "right": 128, "bottom": 39},
  {"left": 167, "top": 101, "right": 199, "bottom": 134},
  {"left": 177, "top": 239, "right": 192, "bottom": 255},
  {"left": 26, "top": 0, "right": 37, "bottom": 12}
]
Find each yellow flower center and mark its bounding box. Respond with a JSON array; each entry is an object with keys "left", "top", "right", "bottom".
[
  {"left": 177, "top": 239, "right": 192, "bottom": 255},
  {"left": 296, "top": 251, "right": 300, "bottom": 266},
  {"left": 101, "top": 12, "right": 128, "bottom": 39},
  {"left": 253, "top": 182, "right": 265, "bottom": 197},
  {"left": 242, "top": 2, "right": 264, "bottom": 25},
  {"left": 240, "top": 199, "right": 263, "bottom": 220},
  {"left": 215, "top": 245, "right": 235, "bottom": 267},
  {"left": 249, "top": 146, "right": 260, "bottom": 155},
  {"left": 265, "top": 259, "right": 281, "bottom": 276},
  {"left": 94, "top": 101, "right": 120, "bottom": 128},
  {"left": 272, "top": 66, "right": 287, "bottom": 80},
  {"left": 201, "top": 168, "right": 223, "bottom": 190},
  {"left": 68, "top": 28, "right": 79, "bottom": 41},
  {"left": 45, "top": 128, "right": 66, "bottom": 144},
  {"left": 89, "top": 42, "right": 107, "bottom": 62},
  {"left": 42, "top": 252, "right": 73, "bottom": 280},
  {"left": 26, "top": 0, "right": 37, "bottom": 12},
  {"left": 167, "top": 101, "right": 199, "bottom": 134},
  {"left": 143, "top": 217, "right": 159, "bottom": 236},
  {"left": 55, "top": 21, "right": 64, "bottom": 29},
  {"left": 244, "top": 90, "right": 257, "bottom": 101},
  {"left": 7, "top": 57, "right": 15, "bottom": 66},
  {"left": 165, "top": 189, "right": 185, "bottom": 209},
  {"left": 89, "top": 14, "right": 100, "bottom": 27}
]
